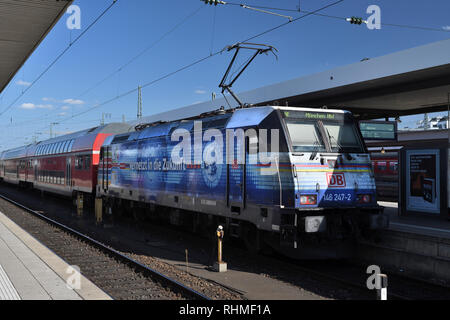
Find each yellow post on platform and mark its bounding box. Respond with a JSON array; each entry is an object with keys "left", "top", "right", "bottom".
[
  {"left": 95, "top": 198, "right": 103, "bottom": 224},
  {"left": 213, "top": 225, "right": 227, "bottom": 272},
  {"left": 217, "top": 227, "right": 224, "bottom": 263}
]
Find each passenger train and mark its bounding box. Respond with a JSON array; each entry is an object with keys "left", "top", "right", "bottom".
[
  {"left": 370, "top": 151, "right": 399, "bottom": 201},
  {"left": 0, "top": 106, "right": 389, "bottom": 259}
]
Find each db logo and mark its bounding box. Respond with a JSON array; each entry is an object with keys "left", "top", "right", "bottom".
[{"left": 326, "top": 172, "right": 346, "bottom": 188}]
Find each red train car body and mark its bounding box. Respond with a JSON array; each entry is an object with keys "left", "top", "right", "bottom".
[
  {"left": 0, "top": 123, "right": 131, "bottom": 198},
  {"left": 370, "top": 151, "right": 399, "bottom": 201}
]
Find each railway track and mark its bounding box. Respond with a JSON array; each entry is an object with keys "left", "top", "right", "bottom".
[
  {"left": 0, "top": 193, "right": 209, "bottom": 300},
  {"left": 280, "top": 257, "right": 450, "bottom": 300},
  {"left": 286, "top": 262, "right": 406, "bottom": 300},
  {"left": 1, "top": 184, "right": 448, "bottom": 300}
]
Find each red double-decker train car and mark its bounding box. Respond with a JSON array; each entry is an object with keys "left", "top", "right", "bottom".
[
  {"left": 370, "top": 150, "right": 399, "bottom": 201},
  {"left": 0, "top": 123, "right": 131, "bottom": 199}
]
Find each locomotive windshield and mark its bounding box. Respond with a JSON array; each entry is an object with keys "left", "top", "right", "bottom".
[{"left": 281, "top": 110, "right": 365, "bottom": 153}]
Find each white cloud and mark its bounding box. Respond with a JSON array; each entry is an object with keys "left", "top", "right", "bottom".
[
  {"left": 58, "top": 112, "right": 67, "bottom": 117},
  {"left": 443, "top": 26, "right": 450, "bottom": 31},
  {"left": 63, "top": 98, "right": 84, "bottom": 105},
  {"left": 16, "top": 80, "right": 31, "bottom": 86},
  {"left": 194, "top": 90, "right": 206, "bottom": 94},
  {"left": 20, "top": 103, "right": 53, "bottom": 110},
  {"left": 61, "top": 106, "right": 70, "bottom": 110}
]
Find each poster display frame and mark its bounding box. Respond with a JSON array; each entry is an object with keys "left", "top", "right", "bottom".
[{"left": 399, "top": 146, "right": 448, "bottom": 218}]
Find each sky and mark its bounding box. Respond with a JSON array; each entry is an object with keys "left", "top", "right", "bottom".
[{"left": 0, "top": 0, "right": 449, "bottom": 150}]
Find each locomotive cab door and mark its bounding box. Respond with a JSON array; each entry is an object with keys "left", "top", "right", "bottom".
[
  {"left": 227, "top": 133, "right": 249, "bottom": 214},
  {"left": 66, "top": 158, "right": 72, "bottom": 187}
]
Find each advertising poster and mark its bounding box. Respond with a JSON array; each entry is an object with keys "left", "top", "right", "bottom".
[{"left": 406, "top": 149, "right": 440, "bottom": 214}]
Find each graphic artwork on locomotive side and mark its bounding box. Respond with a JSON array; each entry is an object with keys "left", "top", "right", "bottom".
[{"left": 97, "top": 106, "right": 389, "bottom": 259}]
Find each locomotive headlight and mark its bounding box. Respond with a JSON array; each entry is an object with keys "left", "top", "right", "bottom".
[
  {"left": 305, "top": 216, "right": 326, "bottom": 233},
  {"left": 300, "top": 194, "right": 317, "bottom": 205},
  {"left": 357, "top": 194, "right": 372, "bottom": 203}
]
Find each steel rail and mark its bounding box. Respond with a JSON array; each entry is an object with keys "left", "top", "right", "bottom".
[
  {"left": 0, "top": 193, "right": 210, "bottom": 301},
  {"left": 290, "top": 263, "right": 409, "bottom": 300}
]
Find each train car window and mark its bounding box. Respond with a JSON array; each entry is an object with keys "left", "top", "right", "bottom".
[
  {"left": 389, "top": 161, "right": 398, "bottom": 172},
  {"left": 62, "top": 141, "right": 68, "bottom": 153},
  {"left": 286, "top": 122, "right": 327, "bottom": 152},
  {"left": 377, "top": 161, "right": 387, "bottom": 172},
  {"left": 281, "top": 111, "right": 364, "bottom": 153},
  {"left": 68, "top": 140, "right": 75, "bottom": 152},
  {"left": 322, "top": 122, "right": 365, "bottom": 153},
  {"left": 75, "top": 156, "right": 84, "bottom": 170},
  {"left": 55, "top": 142, "right": 61, "bottom": 154},
  {"left": 84, "top": 156, "right": 91, "bottom": 170}
]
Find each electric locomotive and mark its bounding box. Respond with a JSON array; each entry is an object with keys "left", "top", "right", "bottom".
[{"left": 97, "top": 106, "right": 388, "bottom": 259}]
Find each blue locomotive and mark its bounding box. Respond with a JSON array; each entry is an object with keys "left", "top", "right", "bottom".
[{"left": 97, "top": 106, "right": 388, "bottom": 259}]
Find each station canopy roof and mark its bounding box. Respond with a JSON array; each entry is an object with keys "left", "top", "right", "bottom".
[
  {"left": 0, "top": 0, "right": 72, "bottom": 93},
  {"left": 133, "top": 38, "right": 450, "bottom": 125}
]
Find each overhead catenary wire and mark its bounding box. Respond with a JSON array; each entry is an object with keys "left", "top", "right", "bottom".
[
  {"left": 46, "top": 0, "right": 345, "bottom": 127},
  {"left": 5, "top": 0, "right": 345, "bottom": 144},
  {"left": 224, "top": 2, "right": 450, "bottom": 33},
  {"left": 0, "top": 4, "right": 205, "bottom": 131},
  {"left": 76, "top": 4, "right": 205, "bottom": 99},
  {"left": 0, "top": 0, "right": 119, "bottom": 117},
  {"left": 210, "top": 5, "right": 218, "bottom": 55}
]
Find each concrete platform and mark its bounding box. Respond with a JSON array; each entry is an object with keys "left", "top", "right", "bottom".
[
  {"left": 0, "top": 211, "right": 111, "bottom": 300},
  {"left": 355, "top": 202, "right": 450, "bottom": 285},
  {"left": 380, "top": 201, "right": 450, "bottom": 239}
]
